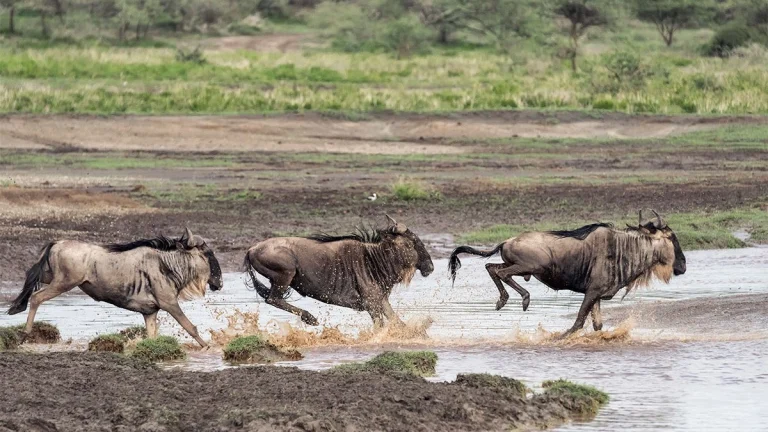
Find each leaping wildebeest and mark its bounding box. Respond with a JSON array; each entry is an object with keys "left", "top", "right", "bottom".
[
  {"left": 243, "top": 215, "right": 434, "bottom": 328},
  {"left": 448, "top": 210, "right": 686, "bottom": 337},
  {"left": 7, "top": 228, "right": 223, "bottom": 348}
]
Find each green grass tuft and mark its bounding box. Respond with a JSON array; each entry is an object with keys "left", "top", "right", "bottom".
[
  {"left": 334, "top": 351, "right": 438, "bottom": 376},
  {"left": 88, "top": 334, "right": 126, "bottom": 353},
  {"left": 542, "top": 379, "right": 609, "bottom": 417},
  {"left": 222, "top": 335, "right": 302, "bottom": 363},
  {"left": 130, "top": 336, "right": 186, "bottom": 362},
  {"left": 119, "top": 325, "right": 148, "bottom": 341},
  {"left": 0, "top": 326, "right": 21, "bottom": 351},
  {"left": 454, "top": 373, "right": 527, "bottom": 397},
  {"left": 391, "top": 177, "right": 441, "bottom": 201}
]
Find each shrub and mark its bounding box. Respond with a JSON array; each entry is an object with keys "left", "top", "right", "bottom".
[
  {"left": 705, "top": 25, "right": 752, "bottom": 57},
  {"left": 88, "top": 334, "right": 126, "bottom": 353},
  {"left": 130, "top": 336, "right": 186, "bottom": 362},
  {"left": 11, "top": 322, "right": 60, "bottom": 343},
  {"left": 381, "top": 14, "right": 432, "bottom": 58},
  {"left": 454, "top": 373, "right": 527, "bottom": 397},
  {"left": 222, "top": 335, "right": 302, "bottom": 363},
  {"left": 334, "top": 351, "right": 438, "bottom": 376}
]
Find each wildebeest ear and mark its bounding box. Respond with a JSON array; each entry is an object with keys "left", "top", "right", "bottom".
[{"left": 180, "top": 227, "right": 194, "bottom": 247}]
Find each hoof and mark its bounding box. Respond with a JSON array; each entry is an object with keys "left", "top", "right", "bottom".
[
  {"left": 523, "top": 275, "right": 531, "bottom": 282},
  {"left": 17, "top": 331, "right": 29, "bottom": 344},
  {"left": 302, "top": 313, "right": 319, "bottom": 326},
  {"left": 522, "top": 297, "right": 530, "bottom": 312},
  {"left": 495, "top": 297, "right": 508, "bottom": 311}
]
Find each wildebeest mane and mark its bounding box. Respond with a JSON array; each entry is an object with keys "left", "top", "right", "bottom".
[
  {"left": 307, "top": 226, "right": 383, "bottom": 244},
  {"left": 104, "top": 236, "right": 178, "bottom": 253},
  {"left": 548, "top": 223, "right": 613, "bottom": 240}
]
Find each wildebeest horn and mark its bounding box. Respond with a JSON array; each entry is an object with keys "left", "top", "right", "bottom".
[
  {"left": 385, "top": 214, "right": 397, "bottom": 226},
  {"left": 650, "top": 209, "right": 664, "bottom": 229}
]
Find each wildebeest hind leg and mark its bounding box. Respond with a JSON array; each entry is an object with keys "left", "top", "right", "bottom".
[
  {"left": 265, "top": 273, "right": 319, "bottom": 326},
  {"left": 163, "top": 303, "right": 208, "bottom": 349},
  {"left": 143, "top": 311, "right": 158, "bottom": 338},
  {"left": 486, "top": 264, "right": 531, "bottom": 311},
  {"left": 23, "top": 282, "right": 76, "bottom": 339},
  {"left": 591, "top": 300, "right": 603, "bottom": 331},
  {"left": 485, "top": 263, "right": 510, "bottom": 310}
]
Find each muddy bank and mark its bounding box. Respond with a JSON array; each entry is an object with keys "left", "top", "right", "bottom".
[{"left": 0, "top": 352, "right": 603, "bottom": 432}]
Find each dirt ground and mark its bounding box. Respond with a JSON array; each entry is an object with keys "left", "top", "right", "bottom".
[
  {"left": 0, "top": 111, "right": 766, "bottom": 285},
  {"left": 0, "top": 352, "right": 597, "bottom": 432}
]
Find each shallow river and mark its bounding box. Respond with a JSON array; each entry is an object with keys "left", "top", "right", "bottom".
[{"left": 2, "top": 248, "right": 767, "bottom": 431}]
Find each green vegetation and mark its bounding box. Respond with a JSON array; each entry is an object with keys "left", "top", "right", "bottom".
[
  {"left": 454, "top": 373, "right": 527, "bottom": 398},
  {"left": 10, "top": 322, "right": 60, "bottom": 343},
  {"left": 119, "top": 325, "right": 148, "bottom": 341},
  {"left": 460, "top": 208, "right": 768, "bottom": 250},
  {"left": 391, "top": 177, "right": 440, "bottom": 201},
  {"left": 88, "top": 334, "right": 126, "bottom": 353},
  {"left": 542, "top": 379, "right": 609, "bottom": 417},
  {"left": 222, "top": 335, "right": 302, "bottom": 363},
  {"left": 334, "top": 351, "right": 438, "bottom": 376},
  {"left": 0, "top": 326, "right": 21, "bottom": 351},
  {"left": 130, "top": 336, "right": 186, "bottom": 362}
]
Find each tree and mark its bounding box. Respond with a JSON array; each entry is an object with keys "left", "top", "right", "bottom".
[
  {"left": 0, "top": 0, "right": 19, "bottom": 34},
  {"left": 634, "top": 0, "right": 711, "bottom": 46},
  {"left": 450, "top": 0, "right": 538, "bottom": 52},
  {"left": 552, "top": 0, "right": 615, "bottom": 71}
]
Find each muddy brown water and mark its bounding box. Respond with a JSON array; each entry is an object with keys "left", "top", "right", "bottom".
[{"left": 1, "top": 248, "right": 767, "bottom": 431}]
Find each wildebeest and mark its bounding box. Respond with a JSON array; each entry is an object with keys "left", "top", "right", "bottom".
[
  {"left": 243, "top": 215, "right": 434, "bottom": 328},
  {"left": 7, "top": 228, "right": 223, "bottom": 348},
  {"left": 448, "top": 210, "right": 687, "bottom": 337}
]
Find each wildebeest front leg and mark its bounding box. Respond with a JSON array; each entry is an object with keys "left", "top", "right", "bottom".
[
  {"left": 591, "top": 300, "right": 603, "bottom": 331},
  {"left": 143, "top": 311, "right": 158, "bottom": 338},
  {"left": 380, "top": 298, "right": 405, "bottom": 328},
  {"left": 485, "top": 263, "right": 531, "bottom": 311},
  {"left": 164, "top": 303, "right": 208, "bottom": 349},
  {"left": 560, "top": 291, "right": 601, "bottom": 339},
  {"left": 265, "top": 273, "right": 319, "bottom": 325}
]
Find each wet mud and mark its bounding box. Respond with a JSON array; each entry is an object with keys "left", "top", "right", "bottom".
[{"left": 0, "top": 352, "right": 602, "bottom": 432}]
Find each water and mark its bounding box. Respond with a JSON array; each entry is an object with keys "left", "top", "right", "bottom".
[{"left": 2, "top": 248, "right": 768, "bottom": 431}]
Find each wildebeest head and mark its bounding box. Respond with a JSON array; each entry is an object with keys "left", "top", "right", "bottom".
[
  {"left": 637, "top": 209, "right": 686, "bottom": 276},
  {"left": 385, "top": 214, "right": 434, "bottom": 277},
  {"left": 178, "top": 227, "right": 223, "bottom": 291}
]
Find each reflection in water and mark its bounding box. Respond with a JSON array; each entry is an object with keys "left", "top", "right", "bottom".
[{"left": 1, "top": 248, "right": 767, "bottom": 431}]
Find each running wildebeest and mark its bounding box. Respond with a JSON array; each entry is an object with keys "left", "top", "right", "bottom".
[
  {"left": 243, "top": 215, "right": 434, "bottom": 328},
  {"left": 448, "top": 210, "right": 686, "bottom": 338},
  {"left": 7, "top": 228, "right": 223, "bottom": 348}
]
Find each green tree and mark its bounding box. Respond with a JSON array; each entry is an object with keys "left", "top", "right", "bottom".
[
  {"left": 451, "top": 0, "right": 538, "bottom": 52},
  {"left": 552, "top": 0, "right": 616, "bottom": 71},
  {"left": 633, "top": 0, "right": 713, "bottom": 46}
]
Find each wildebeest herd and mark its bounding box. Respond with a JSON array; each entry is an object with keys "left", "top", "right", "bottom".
[{"left": 6, "top": 211, "right": 686, "bottom": 347}]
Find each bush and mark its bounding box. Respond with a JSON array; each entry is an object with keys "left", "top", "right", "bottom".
[
  {"left": 454, "top": 373, "right": 527, "bottom": 397},
  {"left": 334, "top": 351, "right": 438, "bottom": 376},
  {"left": 130, "top": 336, "right": 186, "bottom": 362},
  {"left": 88, "top": 334, "right": 126, "bottom": 353},
  {"left": 11, "top": 322, "right": 60, "bottom": 343},
  {"left": 602, "top": 52, "right": 650, "bottom": 91},
  {"left": 705, "top": 25, "right": 752, "bottom": 57},
  {"left": 381, "top": 14, "right": 432, "bottom": 58},
  {"left": 222, "top": 335, "right": 302, "bottom": 363}
]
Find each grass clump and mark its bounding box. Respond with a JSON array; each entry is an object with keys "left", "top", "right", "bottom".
[
  {"left": 542, "top": 379, "right": 609, "bottom": 417},
  {"left": 130, "top": 336, "right": 186, "bottom": 362},
  {"left": 10, "top": 322, "right": 61, "bottom": 343},
  {"left": 222, "top": 335, "right": 302, "bottom": 363},
  {"left": 454, "top": 373, "right": 527, "bottom": 398},
  {"left": 391, "top": 178, "right": 441, "bottom": 202},
  {"left": 88, "top": 334, "right": 126, "bottom": 353},
  {"left": 119, "top": 325, "right": 148, "bottom": 341},
  {"left": 334, "top": 351, "right": 437, "bottom": 376},
  {"left": 0, "top": 326, "right": 21, "bottom": 351}
]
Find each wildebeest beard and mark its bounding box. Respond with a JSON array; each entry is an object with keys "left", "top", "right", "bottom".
[{"left": 159, "top": 252, "right": 207, "bottom": 300}]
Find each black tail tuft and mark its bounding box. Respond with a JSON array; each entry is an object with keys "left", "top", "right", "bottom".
[
  {"left": 448, "top": 243, "right": 504, "bottom": 286},
  {"left": 243, "top": 250, "right": 280, "bottom": 300},
  {"left": 8, "top": 242, "right": 55, "bottom": 315}
]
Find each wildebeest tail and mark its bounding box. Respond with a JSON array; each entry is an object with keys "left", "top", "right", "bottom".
[
  {"left": 8, "top": 242, "right": 55, "bottom": 315},
  {"left": 448, "top": 243, "right": 504, "bottom": 286},
  {"left": 243, "top": 249, "right": 272, "bottom": 300}
]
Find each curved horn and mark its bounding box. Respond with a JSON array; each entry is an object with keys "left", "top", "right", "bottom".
[
  {"left": 385, "top": 214, "right": 398, "bottom": 226},
  {"left": 650, "top": 209, "right": 664, "bottom": 228},
  {"left": 638, "top": 209, "right": 643, "bottom": 227}
]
